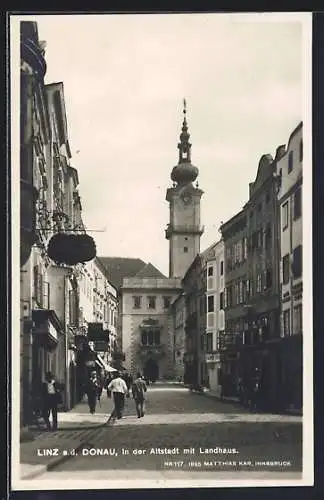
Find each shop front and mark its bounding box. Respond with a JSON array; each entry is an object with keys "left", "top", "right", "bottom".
[
  {"left": 277, "top": 333, "right": 302, "bottom": 412},
  {"left": 205, "top": 352, "right": 221, "bottom": 395},
  {"left": 31, "top": 309, "right": 64, "bottom": 416}
]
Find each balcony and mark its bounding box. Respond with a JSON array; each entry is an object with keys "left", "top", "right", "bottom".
[
  {"left": 205, "top": 352, "right": 220, "bottom": 364},
  {"left": 32, "top": 309, "right": 62, "bottom": 350},
  {"left": 137, "top": 342, "right": 165, "bottom": 359},
  {"left": 165, "top": 224, "right": 204, "bottom": 240}
]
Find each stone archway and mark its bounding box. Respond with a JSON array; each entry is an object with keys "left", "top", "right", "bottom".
[{"left": 143, "top": 358, "right": 159, "bottom": 382}]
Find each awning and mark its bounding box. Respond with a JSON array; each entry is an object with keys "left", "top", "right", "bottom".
[{"left": 96, "top": 354, "right": 117, "bottom": 372}]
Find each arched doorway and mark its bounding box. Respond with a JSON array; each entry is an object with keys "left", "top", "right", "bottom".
[{"left": 143, "top": 358, "right": 159, "bottom": 382}]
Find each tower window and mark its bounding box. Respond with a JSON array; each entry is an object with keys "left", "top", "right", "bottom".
[
  {"left": 163, "top": 296, "right": 171, "bottom": 309},
  {"left": 148, "top": 296, "right": 156, "bottom": 309},
  {"left": 184, "top": 247, "right": 188, "bottom": 253},
  {"left": 133, "top": 296, "right": 142, "bottom": 309},
  {"left": 208, "top": 266, "right": 213, "bottom": 277}
]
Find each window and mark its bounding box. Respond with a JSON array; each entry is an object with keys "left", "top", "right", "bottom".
[
  {"left": 245, "top": 279, "right": 250, "bottom": 298},
  {"left": 252, "top": 231, "right": 262, "bottom": 251},
  {"left": 294, "top": 187, "right": 302, "bottom": 219},
  {"left": 220, "top": 260, "right": 224, "bottom": 275},
  {"left": 288, "top": 150, "right": 293, "bottom": 173},
  {"left": 208, "top": 266, "right": 213, "bottom": 277},
  {"left": 148, "top": 296, "right": 156, "bottom": 309},
  {"left": 283, "top": 309, "right": 291, "bottom": 336},
  {"left": 256, "top": 274, "right": 262, "bottom": 293},
  {"left": 265, "top": 269, "right": 272, "bottom": 289},
  {"left": 239, "top": 280, "right": 243, "bottom": 303},
  {"left": 226, "top": 247, "right": 232, "bottom": 271},
  {"left": 299, "top": 139, "right": 303, "bottom": 162},
  {"left": 242, "top": 237, "right": 247, "bottom": 260},
  {"left": 141, "top": 330, "right": 160, "bottom": 346},
  {"left": 266, "top": 191, "right": 270, "bottom": 204},
  {"left": 163, "top": 296, "right": 171, "bottom": 309},
  {"left": 294, "top": 305, "right": 302, "bottom": 334},
  {"left": 133, "top": 296, "right": 141, "bottom": 309},
  {"left": 207, "top": 295, "right": 214, "bottom": 313},
  {"left": 234, "top": 282, "right": 239, "bottom": 304},
  {"left": 226, "top": 285, "right": 233, "bottom": 308},
  {"left": 33, "top": 265, "right": 43, "bottom": 306},
  {"left": 200, "top": 296, "right": 205, "bottom": 315},
  {"left": 282, "top": 201, "right": 289, "bottom": 230},
  {"left": 69, "top": 289, "right": 77, "bottom": 324},
  {"left": 257, "top": 202, "right": 262, "bottom": 213},
  {"left": 282, "top": 254, "right": 290, "bottom": 284},
  {"left": 265, "top": 224, "right": 272, "bottom": 249},
  {"left": 184, "top": 247, "right": 188, "bottom": 253},
  {"left": 292, "top": 245, "right": 302, "bottom": 278},
  {"left": 206, "top": 332, "right": 213, "bottom": 353},
  {"left": 219, "top": 292, "right": 224, "bottom": 310}
]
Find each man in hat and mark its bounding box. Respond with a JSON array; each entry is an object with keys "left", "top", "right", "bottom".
[
  {"left": 41, "top": 371, "right": 64, "bottom": 431},
  {"left": 131, "top": 372, "right": 147, "bottom": 418},
  {"left": 107, "top": 371, "right": 129, "bottom": 419},
  {"left": 86, "top": 370, "right": 100, "bottom": 414}
]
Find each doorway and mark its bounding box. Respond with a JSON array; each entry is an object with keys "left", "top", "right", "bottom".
[{"left": 143, "top": 358, "right": 159, "bottom": 382}]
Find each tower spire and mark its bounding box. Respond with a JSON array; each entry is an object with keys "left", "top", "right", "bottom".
[
  {"left": 178, "top": 98, "right": 191, "bottom": 163},
  {"left": 170, "top": 99, "right": 198, "bottom": 186}
]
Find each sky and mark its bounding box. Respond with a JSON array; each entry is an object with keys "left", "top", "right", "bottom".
[{"left": 29, "top": 13, "right": 306, "bottom": 276}]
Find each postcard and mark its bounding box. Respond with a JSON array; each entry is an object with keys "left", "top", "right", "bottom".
[{"left": 10, "top": 11, "right": 313, "bottom": 490}]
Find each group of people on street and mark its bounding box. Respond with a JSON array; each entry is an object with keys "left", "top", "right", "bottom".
[
  {"left": 84, "top": 370, "right": 147, "bottom": 420},
  {"left": 39, "top": 369, "right": 148, "bottom": 431}
]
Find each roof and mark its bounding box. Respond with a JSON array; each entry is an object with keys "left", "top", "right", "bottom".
[
  {"left": 98, "top": 257, "right": 147, "bottom": 289},
  {"left": 134, "top": 262, "right": 167, "bottom": 279}
]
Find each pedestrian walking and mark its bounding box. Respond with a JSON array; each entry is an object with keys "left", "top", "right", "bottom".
[
  {"left": 86, "top": 370, "right": 100, "bottom": 414},
  {"left": 41, "top": 371, "right": 64, "bottom": 431},
  {"left": 107, "top": 371, "right": 129, "bottom": 419},
  {"left": 249, "top": 368, "right": 261, "bottom": 412},
  {"left": 131, "top": 372, "right": 147, "bottom": 418}
]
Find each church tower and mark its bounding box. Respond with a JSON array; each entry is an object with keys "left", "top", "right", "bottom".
[{"left": 165, "top": 100, "right": 204, "bottom": 278}]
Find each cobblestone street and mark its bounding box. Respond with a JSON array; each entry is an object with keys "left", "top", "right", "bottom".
[{"left": 18, "top": 384, "right": 302, "bottom": 484}]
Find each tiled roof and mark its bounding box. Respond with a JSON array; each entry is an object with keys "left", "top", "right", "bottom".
[
  {"left": 134, "top": 262, "right": 167, "bottom": 279},
  {"left": 98, "top": 257, "right": 147, "bottom": 290}
]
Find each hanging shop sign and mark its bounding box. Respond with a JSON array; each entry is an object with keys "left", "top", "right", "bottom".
[{"left": 47, "top": 233, "right": 96, "bottom": 265}]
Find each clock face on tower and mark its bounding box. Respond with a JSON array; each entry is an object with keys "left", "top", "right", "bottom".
[{"left": 181, "top": 192, "right": 192, "bottom": 205}]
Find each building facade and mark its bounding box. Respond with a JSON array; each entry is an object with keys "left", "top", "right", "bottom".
[
  {"left": 241, "top": 153, "right": 281, "bottom": 411},
  {"left": 205, "top": 239, "right": 225, "bottom": 395},
  {"left": 120, "top": 271, "right": 182, "bottom": 380},
  {"left": 171, "top": 292, "right": 186, "bottom": 381},
  {"left": 276, "top": 122, "right": 303, "bottom": 410},
  {"left": 20, "top": 50, "right": 81, "bottom": 420},
  {"left": 182, "top": 251, "right": 210, "bottom": 387},
  {"left": 220, "top": 209, "right": 248, "bottom": 397}
]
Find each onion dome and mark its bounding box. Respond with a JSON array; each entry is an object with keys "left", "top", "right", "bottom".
[{"left": 171, "top": 99, "right": 199, "bottom": 185}]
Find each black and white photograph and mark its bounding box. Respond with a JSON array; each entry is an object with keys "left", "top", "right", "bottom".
[{"left": 10, "top": 12, "right": 313, "bottom": 490}]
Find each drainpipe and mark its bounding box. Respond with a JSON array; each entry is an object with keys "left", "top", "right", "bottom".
[{"left": 64, "top": 273, "right": 70, "bottom": 411}]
